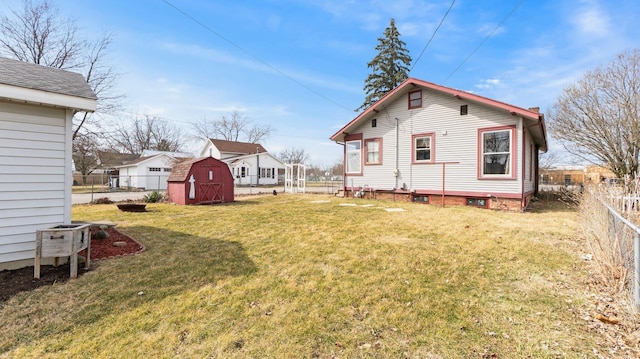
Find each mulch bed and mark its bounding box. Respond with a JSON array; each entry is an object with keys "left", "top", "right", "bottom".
[{"left": 0, "top": 228, "right": 144, "bottom": 303}]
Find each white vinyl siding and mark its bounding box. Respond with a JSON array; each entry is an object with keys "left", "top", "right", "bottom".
[
  {"left": 0, "top": 101, "right": 68, "bottom": 266},
  {"left": 343, "top": 89, "right": 524, "bottom": 195}
]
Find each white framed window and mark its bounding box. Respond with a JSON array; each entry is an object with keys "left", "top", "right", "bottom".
[
  {"left": 412, "top": 133, "right": 434, "bottom": 163},
  {"left": 365, "top": 138, "right": 382, "bottom": 165},
  {"left": 479, "top": 126, "right": 515, "bottom": 178},
  {"left": 345, "top": 139, "right": 362, "bottom": 174},
  {"left": 148, "top": 167, "right": 161, "bottom": 172}
]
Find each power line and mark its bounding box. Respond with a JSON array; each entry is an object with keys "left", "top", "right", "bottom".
[
  {"left": 161, "top": 0, "right": 353, "bottom": 112},
  {"left": 410, "top": 0, "right": 456, "bottom": 72},
  {"left": 442, "top": 0, "right": 526, "bottom": 84}
]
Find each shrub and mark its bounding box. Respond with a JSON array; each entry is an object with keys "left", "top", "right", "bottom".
[
  {"left": 143, "top": 191, "right": 163, "bottom": 203},
  {"left": 92, "top": 197, "right": 114, "bottom": 204}
]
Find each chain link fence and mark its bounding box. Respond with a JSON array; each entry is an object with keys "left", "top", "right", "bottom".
[{"left": 583, "top": 184, "right": 640, "bottom": 310}]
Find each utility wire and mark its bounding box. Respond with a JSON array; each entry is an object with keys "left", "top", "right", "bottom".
[
  {"left": 410, "top": 0, "right": 456, "bottom": 72},
  {"left": 161, "top": 0, "right": 352, "bottom": 112},
  {"left": 442, "top": 0, "right": 525, "bottom": 83}
]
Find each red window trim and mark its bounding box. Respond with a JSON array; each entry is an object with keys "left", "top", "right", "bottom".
[
  {"left": 477, "top": 125, "right": 517, "bottom": 180},
  {"left": 344, "top": 133, "right": 363, "bottom": 176},
  {"left": 412, "top": 132, "right": 435, "bottom": 164},
  {"left": 408, "top": 89, "right": 422, "bottom": 109},
  {"left": 364, "top": 137, "right": 383, "bottom": 165}
]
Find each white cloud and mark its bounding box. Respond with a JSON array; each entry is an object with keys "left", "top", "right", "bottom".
[{"left": 570, "top": 1, "right": 610, "bottom": 38}]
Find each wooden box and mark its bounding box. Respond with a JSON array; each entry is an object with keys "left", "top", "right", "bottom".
[{"left": 35, "top": 224, "right": 91, "bottom": 279}]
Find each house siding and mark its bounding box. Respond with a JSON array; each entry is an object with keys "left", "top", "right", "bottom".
[
  {"left": 344, "top": 89, "right": 526, "bottom": 200},
  {"left": 0, "top": 101, "right": 68, "bottom": 267}
]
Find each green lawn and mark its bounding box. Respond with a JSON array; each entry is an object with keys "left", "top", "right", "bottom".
[{"left": 0, "top": 195, "right": 604, "bottom": 358}]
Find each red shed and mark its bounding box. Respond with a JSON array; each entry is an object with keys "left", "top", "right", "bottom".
[{"left": 167, "top": 157, "right": 234, "bottom": 205}]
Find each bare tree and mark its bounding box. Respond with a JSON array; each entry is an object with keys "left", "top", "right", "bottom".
[
  {"left": 0, "top": 0, "right": 123, "bottom": 138},
  {"left": 548, "top": 49, "right": 640, "bottom": 178},
  {"left": 72, "top": 132, "right": 99, "bottom": 184},
  {"left": 193, "top": 111, "right": 273, "bottom": 143},
  {"left": 110, "top": 115, "right": 184, "bottom": 154},
  {"left": 538, "top": 151, "right": 561, "bottom": 170},
  {"left": 278, "top": 147, "right": 309, "bottom": 164}
]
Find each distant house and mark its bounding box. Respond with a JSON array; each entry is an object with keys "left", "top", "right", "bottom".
[
  {"left": 72, "top": 150, "right": 140, "bottom": 186},
  {"left": 330, "top": 78, "right": 548, "bottom": 211},
  {"left": 540, "top": 166, "right": 585, "bottom": 186},
  {"left": 198, "top": 139, "right": 284, "bottom": 186},
  {"left": 116, "top": 151, "right": 193, "bottom": 191},
  {"left": 0, "top": 57, "right": 97, "bottom": 270},
  {"left": 539, "top": 165, "right": 617, "bottom": 186}
]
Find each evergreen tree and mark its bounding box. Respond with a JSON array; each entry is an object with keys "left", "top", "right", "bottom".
[{"left": 359, "top": 19, "right": 412, "bottom": 111}]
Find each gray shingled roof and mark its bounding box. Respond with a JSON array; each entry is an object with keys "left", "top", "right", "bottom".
[{"left": 0, "top": 57, "right": 96, "bottom": 99}]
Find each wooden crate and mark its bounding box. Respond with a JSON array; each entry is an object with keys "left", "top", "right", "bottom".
[{"left": 34, "top": 224, "right": 91, "bottom": 279}]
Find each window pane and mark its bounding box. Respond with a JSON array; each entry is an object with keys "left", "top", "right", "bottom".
[
  {"left": 347, "top": 152, "right": 360, "bottom": 173},
  {"left": 416, "top": 149, "right": 431, "bottom": 161},
  {"left": 483, "top": 131, "right": 510, "bottom": 153},
  {"left": 483, "top": 154, "right": 509, "bottom": 174},
  {"left": 347, "top": 141, "right": 360, "bottom": 151},
  {"left": 416, "top": 137, "right": 430, "bottom": 149}
]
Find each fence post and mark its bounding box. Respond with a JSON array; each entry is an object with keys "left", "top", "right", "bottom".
[{"left": 633, "top": 232, "right": 640, "bottom": 307}]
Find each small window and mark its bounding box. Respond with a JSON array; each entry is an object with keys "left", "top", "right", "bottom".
[
  {"left": 241, "top": 167, "right": 246, "bottom": 177},
  {"left": 365, "top": 138, "right": 382, "bottom": 165},
  {"left": 466, "top": 198, "right": 488, "bottom": 208},
  {"left": 413, "top": 195, "right": 429, "bottom": 204},
  {"left": 412, "top": 133, "right": 434, "bottom": 163},
  {"left": 460, "top": 105, "right": 468, "bottom": 115},
  {"left": 372, "top": 118, "right": 377, "bottom": 127},
  {"left": 408, "top": 90, "right": 422, "bottom": 109},
  {"left": 148, "top": 167, "right": 161, "bottom": 172},
  {"left": 163, "top": 168, "right": 172, "bottom": 172}
]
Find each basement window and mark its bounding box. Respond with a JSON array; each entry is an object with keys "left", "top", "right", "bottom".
[
  {"left": 413, "top": 195, "right": 429, "bottom": 204},
  {"left": 466, "top": 198, "right": 488, "bottom": 208}
]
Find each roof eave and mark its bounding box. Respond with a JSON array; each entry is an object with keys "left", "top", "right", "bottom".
[{"left": 0, "top": 83, "right": 97, "bottom": 112}]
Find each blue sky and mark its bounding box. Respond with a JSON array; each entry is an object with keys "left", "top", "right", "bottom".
[{"left": 3, "top": 0, "right": 639, "bottom": 166}]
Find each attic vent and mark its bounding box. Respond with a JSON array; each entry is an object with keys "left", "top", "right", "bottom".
[
  {"left": 460, "top": 105, "right": 468, "bottom": 115},
  {"left": 372, "top": 118, "right": 377, "bottom": 127}
]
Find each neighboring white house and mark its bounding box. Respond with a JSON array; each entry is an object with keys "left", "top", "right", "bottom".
[
  {"left": 227, "top": 152, "right": 283, "bottom": 186},
  {"left": 0, "top": 57, "right": 97, "bottom": 270},
  {"left": 198, "top": 139, "right": 284, "bottom": 186},
  {"left": 116, "top": 152, "right": 192, "bottom": 191},
  {"left": 330, "top": 78, "right": 548, "bottom": 211}
]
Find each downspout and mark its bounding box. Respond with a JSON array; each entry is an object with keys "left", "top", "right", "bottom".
[
  {"left": 521, "top": 124, "right": 526, "bottom": 209},
  {"left": 395, "top": 117, "right": 399, "bottom": 190}
]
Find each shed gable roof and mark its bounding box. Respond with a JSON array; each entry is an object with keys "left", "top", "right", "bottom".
[
  {"left": 330, "top": 77, "right": 547, "bottom": 151},
  {"left": 167, "top": 157, "right": 228, "bottom": 182}
]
